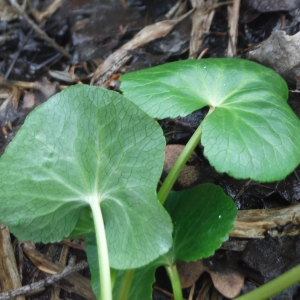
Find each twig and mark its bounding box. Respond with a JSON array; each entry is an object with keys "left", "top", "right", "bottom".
[
  {"left": 91, "top": 9, "right": 194, "bottom": 85},
  {"left": 0, "top": 224, "right": 24, "bottom": 300},
  {"left": 227, "top": 0, "right": 241, "bottom": 56},
  {"left": 5, "top": 28, "right": 33, "bottom": 80},
  {"left": 8, "top": 0, "right": 72, "bottom": 59},
  {"left": 0, "top": 261, "right": 89, "bottom": 300},
  {"left": 230, "top": 202, "right": 300, "bottom": 238},
  {"left": 189, "top": 0, "right": 216, "bottom": 58},
  {"left": 29, "top": 0, "right": 66, "bottom": 23},
  {"left": 50, "top": 244, "right": 70, "bottom": 300},
  {"left": 22, "top": 242, "right": 96, "bottom": 299},
  {"left": 0, "top": 77, "right": 67, "bottom": 91}
]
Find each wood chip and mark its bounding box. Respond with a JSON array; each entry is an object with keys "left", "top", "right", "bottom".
[{"left": 0, "top": 224, "right": 24, "bottom": 300}]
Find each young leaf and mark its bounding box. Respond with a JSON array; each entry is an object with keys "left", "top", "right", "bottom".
[
  {"left": 0, "top": 85, "right": 172, "bottom": 269},
  {"left": 111, "top": 184, "right": 237, "bottom": 300},
  {"left": 120, "top": 58, "right": 300, "bottom": 181},
  {"left": 112, "top": 257, "right": 166, "bottom": 300},
  {"left": 164, "top": 183, "right": 237, "bottom": 262}
]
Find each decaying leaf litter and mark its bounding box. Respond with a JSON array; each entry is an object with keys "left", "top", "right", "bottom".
[{"left": 0, "top": 0, "right": 300, "bottom": 299}]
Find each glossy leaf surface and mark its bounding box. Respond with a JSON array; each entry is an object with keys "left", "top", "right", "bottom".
[
  {"left": 164, "top": 183, "right": 237, "bottom": 261},
  {"left": 120, "top": 59, "right": 300, "bottom": 181},
  {"left": 0, "top": 85, "right": 172, "bottom": 269}
]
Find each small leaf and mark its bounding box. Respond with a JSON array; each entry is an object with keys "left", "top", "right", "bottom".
[
  {"left": 0, "top": 85, "right": 172, "bottom": 269},
  {"left": 112, "top": 263, "right": 162, "bottom": 300},
  {"left": 164, "top": 183, "right": 237, "bottom": 262},
  {"left": 120, "top": 58, "right": 300, "bottom": 181},
  {"left": 88, "top": 234, "right": 162, "bottom": 300}
]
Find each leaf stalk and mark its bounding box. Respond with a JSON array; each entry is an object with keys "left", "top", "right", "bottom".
[
  {"left": 165, "top": 264, "right": 183, "bottom": 300},
  {"left": 158, "top": 122, "right": 203, "bottom": 204},
  {"left": 158, "top": 107, "right": 214, "bottom": 205},
  {"left": 90, "top": 199, "right": 112, "bottom": 300},
  {"left": 234, "top": 263, "right": 300, "bottom": 300}
]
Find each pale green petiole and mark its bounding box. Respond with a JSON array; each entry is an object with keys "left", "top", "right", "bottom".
[
  {"left": 89, "top": 197, "right": 112, "bottom": 300},
  {"left": 234, "top": 263, "right": 300, "bottom": 300},
  {"left": 158, "top": 122, "right": 203, "bottom": 205},
  {"left": 166, "top": 264, "right": 183, "bottom": 300},
  {"left": 158, "top": 107, "right": 214, "bottom": 205}
]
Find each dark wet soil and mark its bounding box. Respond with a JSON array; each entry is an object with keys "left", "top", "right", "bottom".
[{"left": 0, "top": 0, "right": 300, "bottom": 299}]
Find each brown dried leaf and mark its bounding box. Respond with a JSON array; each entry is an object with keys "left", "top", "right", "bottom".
[
  {"left": 0, "top": 85, "right": 20, "bottom": 110},
  {"left": 249, "top": 30, "right": 300, "bottom": 86},
  {"left": 189, "top": 0, "right": 216, "bottom": 58},
  {"left": 177, "top": 258, "right": 244, "bottom": 298},
  {"left": 208, "top": 267, "right": 244, "bottom": 298},
  {"left": 34, "top": 77, "right": 59, "bottom": 100},
  {"left": 91, "top": 9, "right": 194, "bottom": 85},
  {"left": 203, "top": 256, "right": 244, "bottom": 298},
  {"left": 22, "top": 92, "right": 36, "bottom": 110},
  {"left": 177, "top": 260, "right": 204, "bottom": 288}
]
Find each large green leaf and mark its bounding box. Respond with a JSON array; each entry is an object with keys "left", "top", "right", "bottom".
[
  {"left": 0, "top": 85, "right": 172, "bottom": 269},
  {"left": 164, "top": 183, "right": 237, "bottom": 262},
  {"left": 120, "top": 58, "right": 300, "bottom": 181}
]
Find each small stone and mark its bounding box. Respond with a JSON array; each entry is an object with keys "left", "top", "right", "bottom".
[{"left": 163, "top": 144, "right": 202, "bottom": 190}]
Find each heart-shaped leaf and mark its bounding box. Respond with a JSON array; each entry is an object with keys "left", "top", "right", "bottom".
[
  {"left": 0, "top": 85, "right": 172, "bottom": 269},
  {"left": 164, "top": 183, "right": 237, "bottom": 262},
  {"left": 120, "top": 58, "right": 300, "bottom": 181}
]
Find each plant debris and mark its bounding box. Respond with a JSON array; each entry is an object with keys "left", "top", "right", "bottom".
[{"left": 0, "top": 0, "right": 300, "bottom": 299}]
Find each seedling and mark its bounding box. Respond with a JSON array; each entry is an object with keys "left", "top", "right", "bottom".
[{"left": 0, "top": 58, "right": 299, "bottom": 300}]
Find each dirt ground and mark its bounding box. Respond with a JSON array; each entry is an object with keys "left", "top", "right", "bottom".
[{"left": 0, "top": 0, "right": 300, "bottom": 299}]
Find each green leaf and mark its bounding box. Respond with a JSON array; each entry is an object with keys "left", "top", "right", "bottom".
[
  {"left": 0, "top": 84, "right": 172, "bottom": 269},
  {"left": 67, "top": 207, "right": 95, "bottom": 238},
  {"left": 108, "top": 183, "right": 236, "bottom": 299},
  {"left": 87, "top": 235, "right": 161, "bottom": 300},
  {"left": 112, "top": 259, "right": 164, "bottom": 300},
  {"left": 124, "top": 264, "right": 160, "bottom": 300},
  {"left": 164, "top": 183, "right": 237, "bottom": 262},
  {"left": 120, "top": 58, "right": 300, "bottom": 181},
  {"left": 86, "top": 235, "right": 101, "bottom": 298}
]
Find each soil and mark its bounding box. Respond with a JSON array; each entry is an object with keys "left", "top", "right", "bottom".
[{"left": 0, "top": 0, "right": 300, "bottom": 299}]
